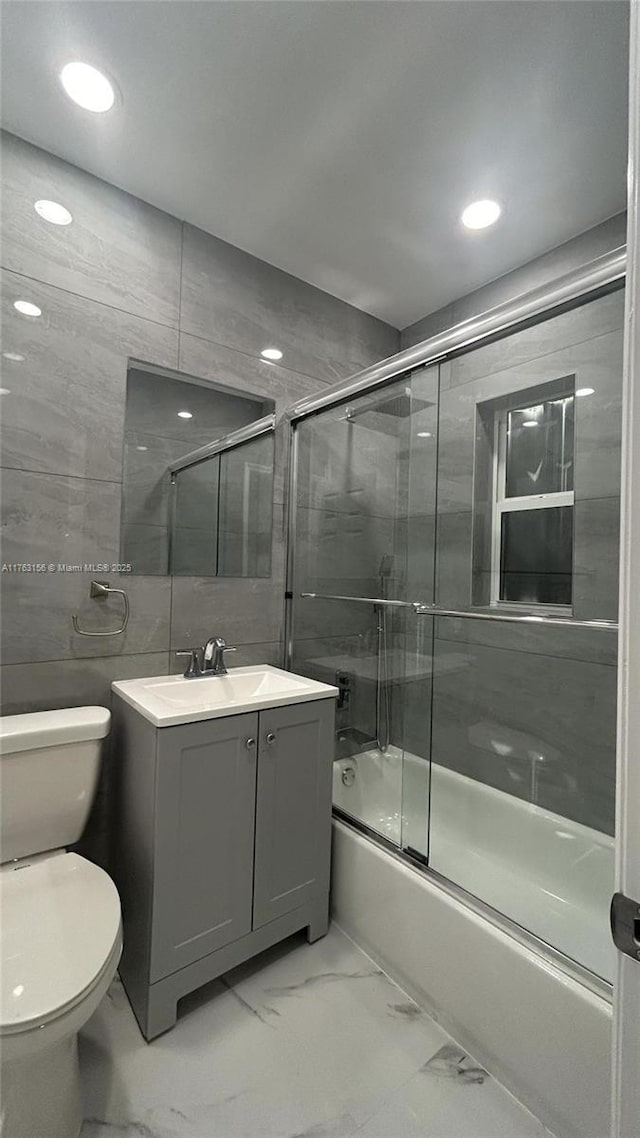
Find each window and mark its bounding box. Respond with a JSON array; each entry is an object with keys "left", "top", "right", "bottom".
[{"left": 491, "top": 392, "right": 574, "bottom": 608}]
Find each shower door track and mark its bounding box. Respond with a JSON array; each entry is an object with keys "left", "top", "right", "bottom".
[
  {"left": 332, "top": 806, "right": 613, "bottom": 1003},
  {"left": 286, "top": 248, "right": 626, "bottom": 425},
  {"left": 299, "top": 593, "right": 618, "bottom": 631}
]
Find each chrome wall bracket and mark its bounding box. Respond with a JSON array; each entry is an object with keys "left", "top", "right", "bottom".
[{"left": 71, "top": 579, "right": 130, "bottom": 636}]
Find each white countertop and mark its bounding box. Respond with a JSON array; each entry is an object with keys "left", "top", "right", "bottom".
[{"left": 112, "top": 664, "right": 338, "bottom": 727}]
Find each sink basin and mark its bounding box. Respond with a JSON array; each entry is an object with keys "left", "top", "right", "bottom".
[
  {"left": 112, "top": 665, "right": 338, "bottom": 727},
  {"left": 144, "top": 669, "right": 310, "bottom": 708}
]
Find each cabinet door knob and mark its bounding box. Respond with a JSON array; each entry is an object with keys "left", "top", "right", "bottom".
[
  {"left": 246, "top": 737, "right": 256, "bottom": 749},
  {"left": 265, "top": 732, "right": 276, "bottom": 745}
]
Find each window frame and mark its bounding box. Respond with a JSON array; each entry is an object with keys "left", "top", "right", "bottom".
[{"left": 490, "top": 396, "right": 575, "bottom": 612}]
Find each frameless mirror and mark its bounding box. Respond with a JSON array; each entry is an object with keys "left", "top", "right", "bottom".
[
  {"left": 169, "top": 423, "right": 275, "bottom": 577},
  {"left": 120, "top": 361, "right": 275, "bottom": 576}
]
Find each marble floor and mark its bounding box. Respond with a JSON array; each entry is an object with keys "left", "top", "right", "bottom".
[{"left": 79, "top": 925, "right": 553, "bottom": 1138}]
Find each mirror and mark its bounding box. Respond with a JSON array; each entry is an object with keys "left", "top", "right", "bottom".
[
  {"left": 170, "top": 424, "right": 274, "bottom": 577},
  {"left": 120, "top": 362, "right": 276, "bottom": 576}
]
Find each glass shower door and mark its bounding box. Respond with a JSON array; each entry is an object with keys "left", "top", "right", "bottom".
[
  {"left": 290, "top": 369, "right": 438, "bottom": 848},
  {"left": 397, "top": 365, "right": 439, "bottom": 861},
  {"left": 289, "top": 286, "right": 622, "bottom": 982},
  {"left": 426, "top": 288, "right": 623, "bottom": 980}
]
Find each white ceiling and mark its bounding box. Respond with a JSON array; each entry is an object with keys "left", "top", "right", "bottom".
[{"left": 0, "top": 1, "right": 629, "bottom": 329}]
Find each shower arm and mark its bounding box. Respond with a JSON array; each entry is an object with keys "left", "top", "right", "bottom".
[{"left": 298, "top": 593, "right": 618, "bottom": 630}]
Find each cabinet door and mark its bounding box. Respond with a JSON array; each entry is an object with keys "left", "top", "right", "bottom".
[
  {"left": 150, "top": 712, "right": 258, "bottom": 981},
  {"left": 253, "top": 699, "right": 334, "bottom": 929}
]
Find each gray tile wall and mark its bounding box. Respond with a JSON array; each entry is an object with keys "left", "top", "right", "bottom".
[
  {"left": 0, "top": 131, "right": 399, "bottom": 865},
  {"left": 425, "top": 289, "right": 624, "bottom": 834}
]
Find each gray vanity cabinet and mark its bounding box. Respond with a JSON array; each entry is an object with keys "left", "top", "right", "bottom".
[
  {"left": 151, "top": 712, "right": 259, "bottom": 982},
  {"left": 253, "top": 702, "right": 332, "bottom": 929},
  {"left": 112, "top": 693, "right": 335, "bottom": 1041}
]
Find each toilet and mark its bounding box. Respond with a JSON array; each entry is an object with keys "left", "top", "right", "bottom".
[{"left": 0, "top": 707, "right": 122, "bottom": 1138}]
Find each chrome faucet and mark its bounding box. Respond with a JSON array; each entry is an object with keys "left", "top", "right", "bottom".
[
  {"left": 203, "top": 636, "right": 237, "bottom": 676},
  {"left": 175, "top": 636, "right": 237, "bottom": 678}
]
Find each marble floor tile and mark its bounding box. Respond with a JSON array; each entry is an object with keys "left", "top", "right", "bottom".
[
  {"left": 79, "top": 926, "right": 549, "bottom": 1138},
  {"left": 354, "top": 1044, "right": 553, "bottom": 1138}
]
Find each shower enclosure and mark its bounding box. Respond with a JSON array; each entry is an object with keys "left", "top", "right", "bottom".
[{"left": 287, "top": 261, "right": 624, "bottom": 986}]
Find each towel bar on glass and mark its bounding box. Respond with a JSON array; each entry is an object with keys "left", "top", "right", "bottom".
[{"left": 298, "top": 592, "right": 618, "bottom": 630}]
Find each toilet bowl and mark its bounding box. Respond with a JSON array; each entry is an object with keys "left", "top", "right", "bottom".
[{"left": 0, "top": 707, "right": 122, "bottom": 1138}]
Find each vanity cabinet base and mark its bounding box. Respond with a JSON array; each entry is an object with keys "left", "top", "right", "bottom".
[
  {"left": 123, "top": 894, "right": 329, "bottom": 1041},
  {"left": 111, "top": 693, "right": 335, "bottom": 1042}
]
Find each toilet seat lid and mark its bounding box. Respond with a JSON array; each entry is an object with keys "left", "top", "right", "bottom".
[{"left": 1, "top": 852, "right": 121, "bottom": 1032}]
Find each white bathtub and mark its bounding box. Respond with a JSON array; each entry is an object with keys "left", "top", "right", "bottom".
[
  {"left": 333, "top": 747, "right": 615, "bottom": 979},
  {"left": 331, "top": 750, "right": 614, "bottom": 1138}
]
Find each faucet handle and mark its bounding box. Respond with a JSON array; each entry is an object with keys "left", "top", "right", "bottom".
[
  {"left": 175, "top": 648, "right": 202, "bottom": 678},
  {"left": 218, "top": 645, "right": 238, "bottom": 666},
  {"left": 211, "top": 642, "right": 238, "bottom": 676}
]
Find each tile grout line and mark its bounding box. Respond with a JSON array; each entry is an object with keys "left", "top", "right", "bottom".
[
  {"left": 443, "top": 311, "right": 626, "bottom": 392},
  {"left": 1, "top": 639, "right": 282, "bottom": 670},
  {"left": 332, "top": 922, "right": 556, "bottom": 1138},
  {"left": 0, "top": 464, "right": 123, "bottom": 486},
  {"left": 1, "top": 262, "right": 180, "bottom": 334},
  {"left": 1, "top": 263, "right": 362, "bottom": 389},
  {"left": 169, "top": 222, "right": 186, "bottom": 661},
  {"left": 433, "top": 634, "right": 618, "bottom": 668}
]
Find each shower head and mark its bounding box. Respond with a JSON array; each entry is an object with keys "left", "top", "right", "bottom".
[{"left": 344, "top": 391, "right": 434, "bottom": 430}]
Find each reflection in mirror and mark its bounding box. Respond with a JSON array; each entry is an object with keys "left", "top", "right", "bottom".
[
  {"left": 170, "top": 427, "right": 274, "bottom": 578},
  {"left": 170, "top": 452, "right": 220, "bottom": 576},
  {"left": 218, "top": 433, "right": 274, "bottom": 577},
  {"left": 119, "top": 361, "right": 275, "bottom": 575}
]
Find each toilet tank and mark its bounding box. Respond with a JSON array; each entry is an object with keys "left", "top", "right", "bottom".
[{"left": 0, "top": 707, "right": 111, "bottom": 863}]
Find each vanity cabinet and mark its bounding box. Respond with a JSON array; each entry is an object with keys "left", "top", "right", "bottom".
[
  {"left": 151, "top": 712, "right": 258, "bottom": 981},
  {"left": 111, "top": 692, "right": 335, "bottom": 1041}
]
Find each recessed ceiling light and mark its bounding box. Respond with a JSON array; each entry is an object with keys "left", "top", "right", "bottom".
[
  {"left": 522, "top": 420, "right": 538, "bottom": 428},
  {"left": 60, "top": 61, "right": 115, "bottom": 113},
  {"left": 13, "top": 300, "right": 41, "bottom": 318},
  {"left": 417, "top": 431, "right": 432, "bottom": 438},
  {"left": 0, "top": 388, "right": 11, "bottom": 396},
  {"left": 34, "top": 199, "right": 73, "bottom": 226},
  {"left": 261, "top": 347, "right": 283, "bottom": 361},
  {"left": 2, "top": 352, "right": 25, "bottom": 362},
  {"left": 136, "top": 445, "right": 148, "bottom": 452},
  {"left": 461, "top": 199, "right": 502, "bottom": 230},
  {"left": 576, "top": 387, "right": 595, "bottom": 397},
  {"left": 177, "top": 410, "right": 193, "bottom": 419}
]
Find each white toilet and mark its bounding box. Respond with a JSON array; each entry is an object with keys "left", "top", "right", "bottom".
[{"left": 0, "top": 707, "right": 122, "bottom": 1138}]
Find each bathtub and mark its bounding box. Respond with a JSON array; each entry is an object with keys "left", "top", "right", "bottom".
[
  {"left": 331, "top": 749, "right": 614, "bottom": 1138},
  {"left": 333, "top": 748, "right": 615, "bottom": 980}
]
